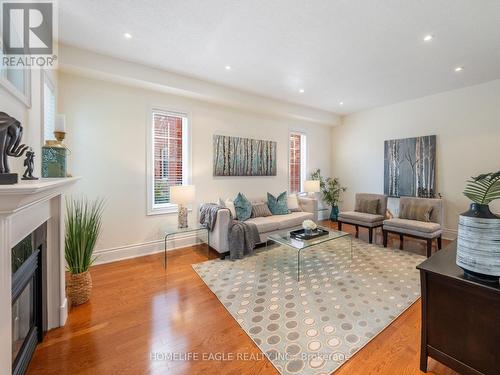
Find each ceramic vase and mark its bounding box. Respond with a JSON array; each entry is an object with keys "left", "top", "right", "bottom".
[
  {"left": 330, "top": 205, "right": 339, "bottom": 222},
  {"left": 456, "top": 203, "right": 500, "bottom": 284}
]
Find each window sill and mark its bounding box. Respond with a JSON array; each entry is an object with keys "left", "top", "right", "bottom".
[{"left": 147, "top": 206, "right": 193, "bottom": 216}]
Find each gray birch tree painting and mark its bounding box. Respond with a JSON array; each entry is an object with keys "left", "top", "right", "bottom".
[
  {"left": 213, "top": 135, "right": 277, "bottom": 176},
  {"left": 384, "top": 135, "right": 436, "bottom": 198}
]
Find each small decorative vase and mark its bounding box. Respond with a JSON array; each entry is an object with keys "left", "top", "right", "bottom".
[
  {"left": 456, "top": 203, "right": 500, "bottom": 284},
  {"left": 304, "top": 228, "right": 312, "bottom": 236},
  {"left": 330, "top": 205, "right": 339, "bottom": 222},
  {"left": 67, "top": 271, "right": 92, "bottom": 306}
]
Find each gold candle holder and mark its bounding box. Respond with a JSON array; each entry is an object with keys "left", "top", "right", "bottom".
[{"left": 54, "top": 131, "right": 66, "bottom": 144}]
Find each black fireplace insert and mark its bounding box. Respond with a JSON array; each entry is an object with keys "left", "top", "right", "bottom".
[{"left": 11, "top": 223, "right": 45, "bottom": 375}]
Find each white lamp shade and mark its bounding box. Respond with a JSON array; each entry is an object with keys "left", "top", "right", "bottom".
[
  {"left": 304, "top": 180, "right": 320, "bottom": 193},
  {"left": 170, "top": 185, "right": 196, "bottom": 205},
  {"left": 55, "top": 114, "right": 66, "bottom": 132}
]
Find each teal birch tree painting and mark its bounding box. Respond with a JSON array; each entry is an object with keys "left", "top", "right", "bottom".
[{"left": 213, "top": 135, "right": 277, "bottom": 176}]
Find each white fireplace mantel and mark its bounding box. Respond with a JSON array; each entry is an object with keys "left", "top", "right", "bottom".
[
  {"left": 0, "top": 178, "right": 81, "bottom": 214},
  {"left": 0, "top": 177, "right": 80, "bottom": 375}
]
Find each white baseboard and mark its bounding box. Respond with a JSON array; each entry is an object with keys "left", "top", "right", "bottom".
[
  {"left": 443, "top": 227, "right": 458, "bottom": 241},
  {"left": 93, "top": 232, "right": 201, "bottom": 265},
  {"left": 60, "top": 298, "right": 68, "bottom": 327}
]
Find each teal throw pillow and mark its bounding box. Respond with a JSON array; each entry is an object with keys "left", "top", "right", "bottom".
[
  {"left": 234, "top": 193, "right": 252, "bottom": 221},
  {"left": 267, "top": 192, "right": 289, "bottom": 215}
]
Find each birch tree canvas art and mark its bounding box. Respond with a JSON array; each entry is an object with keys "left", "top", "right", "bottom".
[
  {"left": 213, "top": 135, "right": 277, "bottom": 176},
  {"left": 384, "top": 135, "right": 436, "bottom": 198}
]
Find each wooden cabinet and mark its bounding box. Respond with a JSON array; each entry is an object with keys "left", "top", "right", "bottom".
[{"left": 417, "top": 242, "right": 500, "bottom": 375}]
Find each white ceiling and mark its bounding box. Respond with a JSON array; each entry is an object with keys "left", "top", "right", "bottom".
[{"left": 59, "top": 0, "right": 500, "bottom": 115}]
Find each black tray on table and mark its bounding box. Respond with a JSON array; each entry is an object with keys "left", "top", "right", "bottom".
[{"left": 290, "top": 228, "right": 329, "bottom": 240}]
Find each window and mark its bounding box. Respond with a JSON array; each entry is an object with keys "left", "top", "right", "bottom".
[
  {"left": 148, "top": 110, "right": 189, "bottom": 214},
  {"left": 289, "top": 132, "right": 307, "bottom": 193},
  {"left": 42, "top": 73, "right": 56, "bottom": 142},
  {"left": 0, "top": 43, "right": 31, "bottom": 106}
]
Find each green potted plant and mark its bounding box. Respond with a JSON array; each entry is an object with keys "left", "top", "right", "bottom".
[
  {"left": 311, "top": 169, "right": 347, "bottom": 222},
  {"left": 65, "top": 197, "right": 104, "bottom": 306},
  {"left": 457, "top": 171, "right": 500, "bottom": 283}
]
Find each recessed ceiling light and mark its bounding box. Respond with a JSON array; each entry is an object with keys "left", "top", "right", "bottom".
[
  {"left": 339, "top": 101, "right": 344, "bottom": 106},
  {"left": 299, "top": 89, "right": 305, "bottom": 93},
  {"left": 454, "top": 66, "right": 464, "bottom": 72},
  {"left": 225, "top": 65, "right": 231, "bottom": 70},
  {"left": 123, "top": 33, "right": 132, "bottom": 39},
  {"left": 423, "top": 34, "right": 434, "bottom": 42}
]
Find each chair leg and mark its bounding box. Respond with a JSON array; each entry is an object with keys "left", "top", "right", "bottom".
[
  {"left": 368, "top": 227, "right": 373, "bottom": 244},
  {"left": 399, "top": 234, "right": 404, "bottom": 250},
  {"left": 338, "top": 221, "right": 342, "bottom": 231},
  {"left": 383, "top": 230, "right": 388, "bottom": 248},
  {"left": 355, "top": 225, "right": 359, "bottom": 238},
  {"left": 426, "top": 239, "right": 432, "bottom": 257},
  {"left": 437, "top": 235, "right": 442, "bottom": 250}
]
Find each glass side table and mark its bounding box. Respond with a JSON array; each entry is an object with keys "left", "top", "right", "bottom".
[{"left": 163, "top": 224, "right": 210, "bottom": 269}]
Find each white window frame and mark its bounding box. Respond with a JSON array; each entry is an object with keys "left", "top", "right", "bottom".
[
  {"left": 0, "top": 41, "right": 31, "bottom": 107},
  {"left": 147, "top": 108, "right": 190, "bottom": 215},
  {"left": 41, "top": 70, "right": 56, "bottom": 144},
  {"left": 288, "top": 131, "right": 307, "bottom": 193}
]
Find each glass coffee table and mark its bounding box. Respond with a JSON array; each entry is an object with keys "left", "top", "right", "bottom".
[{"left": 266, "top": 227, "right": 352, "bottom": 281}]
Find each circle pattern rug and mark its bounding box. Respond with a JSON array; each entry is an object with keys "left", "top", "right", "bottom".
[{"left": 193, "top": 238, "right": 425, "bottom": 374}]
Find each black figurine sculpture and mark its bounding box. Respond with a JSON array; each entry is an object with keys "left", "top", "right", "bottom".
[
  {"left": 22, "top": 148, "right": 38, "bottom": 180},
  {"left": 0, "top": 112, "right": 29, "bottom": 184}
]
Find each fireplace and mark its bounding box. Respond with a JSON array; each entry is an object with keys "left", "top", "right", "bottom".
[
  {"left": 11, "top": 223, "right": 46, "bottom": 375},
  {"left": 0, "top": 177, "right": 80, "bottom": 375}
]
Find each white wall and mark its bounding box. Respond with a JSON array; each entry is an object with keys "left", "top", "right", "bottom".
[
  {"left": 59, "top": 72, "right": 332, "bottom": 262},
  {"left": 332, "top": 79, "right": 500, "bottom": 238},
  {"left": 1, "top": 69, "right": 52, "bottom": 178}
]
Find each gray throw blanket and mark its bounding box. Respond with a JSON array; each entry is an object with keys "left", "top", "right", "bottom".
[{"left": 199, "top": 203, "right": 260, "bottom": 260}]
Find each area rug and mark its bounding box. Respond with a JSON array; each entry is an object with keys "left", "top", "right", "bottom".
[{"left": 193, "top": 238, "right": 425, "bottom": 375}]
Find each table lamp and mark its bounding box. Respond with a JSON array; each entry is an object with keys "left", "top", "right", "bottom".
[
  {"left": 304, "top": 180, "right": 320, "bottom": 196},
  {"left": 170, "top": 185, "right": 196, "bottom": 228}
]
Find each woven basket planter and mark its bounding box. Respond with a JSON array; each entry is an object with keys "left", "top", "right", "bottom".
[{"left": 67, "top": 271, "right": 92, "bottom": 306}]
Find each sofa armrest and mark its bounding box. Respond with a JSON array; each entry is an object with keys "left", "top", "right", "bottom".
[
  {"left": 209, "top": 208, "right": 231, "bottom": 254},
  {"left": 298, "top": 197, "right": 318, "bottom": 221}
]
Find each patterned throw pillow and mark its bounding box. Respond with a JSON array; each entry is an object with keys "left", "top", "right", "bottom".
[
  {"left": 400, "top": 204, "right": 433, "bottom": 222},
  {"left": 234, "top": 193, "right": 252, "bottom": 221},
  {"left": 355, "top": 199, "right": 380, "bottom": 215},
  {"left": 267, "top": 192, "right": 289, "bottom": 215},
  {"left": 251, "top": 203, "right": 272, "bottom": 218}
]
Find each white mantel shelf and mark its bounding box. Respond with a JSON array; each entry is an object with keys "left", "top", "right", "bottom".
[{"left": 0, "top": 177, "right": 81, "bottom": 215}]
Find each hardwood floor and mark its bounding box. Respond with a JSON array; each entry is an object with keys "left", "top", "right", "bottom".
[{"left": 28, "top": 221, "right": 458, "bottom": 375}]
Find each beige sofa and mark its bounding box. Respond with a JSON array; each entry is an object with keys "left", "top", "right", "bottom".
[
  {"left": 383, "top": 196, "right": 444, "bottom": 257},
  {"left": 337, "top": 193, "right": 388, "bottom": 244},
  {"left": 208, "top": 197, "right": 318, "bottom": 257}
]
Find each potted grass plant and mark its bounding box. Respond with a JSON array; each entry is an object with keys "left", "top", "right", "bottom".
[
  {"left": 65, "top": 197, "right": 104, "bottom": 306},
  {"left": 457, "top": 171, "right": 500, "bottom": 283}
]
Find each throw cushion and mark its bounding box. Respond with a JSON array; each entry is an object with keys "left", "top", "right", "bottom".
[
  {"left": 218, "top": 198, "right": 236, "bottom": 218},
  {"left": 287, "top": 194, "right": 302, "bottom": 212},
  {"left": 234, "top": 193, "right": 252, "bottom": 221},
  {"left": 251, "top": 203, "right": 273, "bottom": 218},
  {"left": 267, "top": 191, "right": 289, "bottom": 215},
  {"left": 356, "top": 199, "right": 379, "bottom": 215},
  {"left": 400, "top": 204, "right": 433, "bottom": 222}
]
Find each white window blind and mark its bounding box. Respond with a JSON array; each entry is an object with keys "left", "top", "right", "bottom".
[
  {"left": 43, "top": 82, "right": 56, "bottom": 141},
  {"left": 289, "top": 132, "right": 307, "bottom": 193},
  {"left": 152, "top": 111, "right": 188, "bottom": 209}
]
